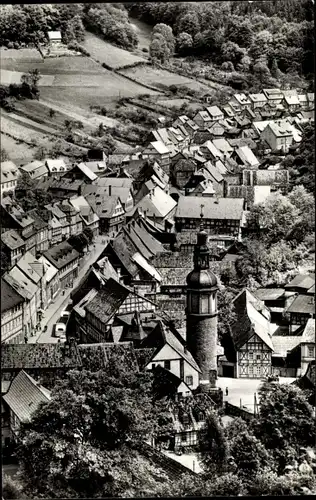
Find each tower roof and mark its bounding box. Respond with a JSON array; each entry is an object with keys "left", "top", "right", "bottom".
[{"left": 186, "top": 268, "right": 217, "bottom": 289}]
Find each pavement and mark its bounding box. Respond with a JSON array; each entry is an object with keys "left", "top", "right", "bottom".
[
  {"left": 217, "top": 376, "right": 296, "bottom": 413},
  {"left": 29, "top": 236, "right": 108, "bottom": 344}
]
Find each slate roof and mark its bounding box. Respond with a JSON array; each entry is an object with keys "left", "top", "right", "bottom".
[
  {"left": 43, "top": 241, "right": 79, "bottom": 269},
  {"left": 16, "top": 252, "right": 44, "bottom": 285},
  {"left": 4, "top": 268, "right": 38, "bottom": 300},
  {"left": 285, "top": 274, "right": 315, "bottom": 291},
  {"left": 176, "top": 196, "right": 244, "bottom": 220},
  {"left": 206, "top": 106, "right": 223, "bottom": 118},
  {"left": 212, "top": 138, "right": 234, "bottom": 155},
  {"left": 232, "top": 289, "right": 274, "bottom": 351},
  {"left": 141, "top": 321, "right": 201, "bottom": 373},
  {"left": 85, "top": 278, "right": 130, "bottom": 324},
  {"left": 1, "top": 279, "right": 24, "bottom": 314},
  {"left": 1, "top": 229, "right": 25, "bottom": 250},
  {"left": 1, "top": 343, "right": 82, "bottom": 370},
  {"left": 254, "top": 288, "right": 285, "bottom": 301},
  {"left": 87, "top": 194, "right": 121, "bottom": 219},
  {"left": 79, "top": 342, "right": 139, "bottom": 373},
  {"left": 286, "top": 295, "right": 315, "bottom": 315},
  {"left": 301, "top": 319, "right": 315, "bottom": 343},
  {"left": 3, "top": 370, "right": 51, "bottom": 422}
]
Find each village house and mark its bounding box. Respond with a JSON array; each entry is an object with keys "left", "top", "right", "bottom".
[
  {"left": 0, "top": 161, "right": 19, "bottom": 196},
  {"left": 241, "top": 169, "right": 290, "bottom": 193},
  {"left": 307, "top": 93, "right": 314, "bottom": 109},
  {"left": 15, "top": 252, "right": 48, "bottom": 312},
  {"left": 73, "top": 278, "right": 157, "bottom": 343},
  {"left": 131, "top": 185, "right": 177, "bottom": 226},
  {"left": 249, "top": 93, "right": 268, "bottom": 109},
  {"left": 19, "top": 160, "right": 49, "bottom": 181},
  {"left": 142, "top": 141, "right": 171, "bottom": 174},
  {"left": 229, "top": 94, "right": 252, "bottom": 110},
  {"left": 220, "top": 289, "right": 274, "bottom": 379},
  {"left": 1, "top": 279, "right": 24, "bottom": 344},
  {"left": 45, "top": 158, "right": 69, "bottom": 175},
  {"left": 62, "top": 162, "right": 98, "bottom": 183},
  {"left": 282, "top": 90, "right": 301, "bottom": 113},
  {"left": 212, "top": 138, "right": 234, "bottom": 158},
  {"left": 200, "top": 140, "right": 223, "bottom": 162},
  {"left": 175, "top": 196, "right": 245, "bottom": 240},
  {"left": 285, "top": 294, "right": 315, "bottom": 329},
  {"left": 3, "top": 267, "right": 40, "bottom": 341},
  {"left": 172, "top": 115, "right": 199, "bottom": 136},
  {"left": 1, "top": 230, "right": 26, "bottom": 269},
  {"left": 141, "top": 321, "right": 201, "bottom": 391},
  {"left": 253, "top": 288, "right": 297, "bottom": 324},
  {"left": 133, "top": 160, "right": 169, "bottom": 195},
  {"left": 57, "top": 200, "right": 83, "bottom": 237},
  {"left": 260, "top": 120, "right": 294, "bottom": 152},
  {"left": 42, "top": 241, "right": 79, "bottom": 288},
  {"left": 38, "top": 256, "right": 60, "bottom": 305},
  {"left": 299, "top": 319, "right": 315, "bottom": 376},
  {"left": 3, "top": 370, "right": 51, "bottom": 442},
  {"left": 86, "top": 194, "right": 125, "bottom": 236},
  {"left": 42, "top": 178, "right": 85, "bottom": 199},
  {"left": 192, "top": 110, "right": 213, "bottom": 130},
  {"left": 285, "top": 273, "right": 315, "bottom": 294},
  {"left": 84, "top": 177, "right": 134, "bottom": 212},
  {"left": 231, "top": 146, "right": 260, "bottom": 169},
  {"left": 206, "top": 106, "right": 224, "bottom": 122},
  {"left": 47, "top": 30, "right": 62, "bottom": 45},
  {"left": 263, "top": 88, "right": 284, "bottom": 105},
  {"left": 170, "top": 156, "right": 197, "bottom": 189},
  {"left": 186, "top": 163, "right": 224, "bottom": 197},
  {"left": 27, "top": 209, "right": 49, "bottom": 254},
  {"left": 69, "top": 196, "right": 100, "bottom": 237}
]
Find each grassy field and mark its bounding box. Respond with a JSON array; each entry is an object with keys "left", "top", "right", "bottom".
[
  {"left": 119, "top": 66, "right": 213, "bottom": 94},
  {"left": 1, "top": 132, "right": 36, "bottom": 164},
  {"left": 82, "top": 31, "right": 146, "bottom": 69},
  {"left": 156, "top": 98, "right": 204, "bottom": 111}
]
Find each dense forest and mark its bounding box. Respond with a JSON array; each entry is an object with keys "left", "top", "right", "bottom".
[
  {"left": 126, "top": 0, "right": 314, "bottom": 79},
  {"left": 0, "top": 3, "right": 137, "bottom": 50}
]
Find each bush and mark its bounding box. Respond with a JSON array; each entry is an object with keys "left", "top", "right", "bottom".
[{"left": 142, "top": 47, "right": 148, "bottom": 53}]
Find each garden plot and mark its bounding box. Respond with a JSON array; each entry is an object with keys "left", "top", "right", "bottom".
[
  {"left": 119, "top": 66, "right": 213, "bottom": 94},
  {"left": 82, "top": 31, "right": 146, "bottom": 69}
]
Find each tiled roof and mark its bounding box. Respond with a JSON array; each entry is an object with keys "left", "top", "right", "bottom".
[
  {"left": 235, "top": 146, "right": 259, "bottom": 167},
  {"left": 1, "top": 229, "right": 25, "bottom": 250},
  {"left": 43, "top": 241, "right": 79, "bottom": 269},
  {"left": 206, "top": 106, "right": 223, "bottom": 118},
  {"left": 135, "top": 186, "right": 177, "bottom": 219},
  {"left": 176, "top": 196, "right": 244, "bottom": 220},
  {"left": 271, "top": 336, "right": 302, "bottom": 357},
  {"left": 76, "top": 162, "right": 98, "bottom": 181},
  {"left": 16, "top": 252, "right": 44, "bottom": 285},
  {"left": 1, "top": 343, "right": 82, "bottom": 370},
  {"left": 212, "top": 138, "right": 234, "bottom": 154},
  {"left": 111, "top": 234, "right": 139, "bottom": 277},
  {"left": 1, "top": 279, "right": 24, "bottom": 314},
  {"left": 3, "top": 370, "right": 51, "bottom": 422},
  {"left": 1, "top": 161, "right": 19, "bottom": 185},
  {"left": 79, "top": 342, "right": 138, "bottom": 373},
  {"left": 286, "top": 294, "right": 315, "bottom": 315},
  {"left": 85, "top": 278, "right": 130, "bottom": 324},
  {"left": 87, "top": 194, "right": 121, "bottom": 219}
]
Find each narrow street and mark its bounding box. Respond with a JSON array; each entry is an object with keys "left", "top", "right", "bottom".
[{"left": 29, "top": 236, "right": 108, "bottom": 344}]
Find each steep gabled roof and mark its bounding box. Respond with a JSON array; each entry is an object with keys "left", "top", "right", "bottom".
[
  {"left": 85, "top": 278, "right": 130, "bottom": 325},
  {"left": 232, "top": 289, "right": 274, "bottom": 351},
  {"left": 141, "top": 321, "right": 201, "bottom": 373},
  {"left": 1, "top": 343, "right": 82, "bottom": 370},
  {"left": 1, "top": 279, "right": 24, "bottom": 314},
  {"left": 3, "top": 370, "right": 51, "bottom": 422}
]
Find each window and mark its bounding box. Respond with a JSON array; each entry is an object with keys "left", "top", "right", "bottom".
[
  {"left": 164, "top": 360, "right": 171, "bottom": 370},
  {"left": 256, "top": 354, "right": 261, "bottom": 361},
  {"left": 181, "top": 433, "right": 187, "bottom": 442},
  {"left": 249, "top": 352, "right": 253, "bottom": 360},
  {"left": 249, "top": 365, "right": 254, "bottom": 376},
  {"left": 151, "top": 363, "right": 155, "bottom": 369},
  {"left": 308, "top": 345, "right": 314, "bottom": 357},
  {"left": 185, "top": 375, "right": 193, "bottom": 386}
]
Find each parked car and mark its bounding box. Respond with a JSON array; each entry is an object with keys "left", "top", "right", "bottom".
[{"left": 54, "top": 323, "right": 66, "bottom": 338}]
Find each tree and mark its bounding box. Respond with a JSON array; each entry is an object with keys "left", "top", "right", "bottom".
[
  {"left": 226, "top": 16, "right": 254, "bottom": 48},
  {"left": 152, "top": 23, "right": 175, "bottom": 55},
  {"left": 176, "top": 32, "right": 193, "bottom": 55},
  {"left": 83, "top": 227, "right": 94, "bottom": 244},
  {"left": 252, "top": 382, "right": 316, "bottom": 473},
  {"left": 230, "top": 429, "right": 271, "bottom": 479},
  {"left": 49, "top": 108, "right": 55, "bottom": 118},
  {"left": 2, "top": 475, "right": 26, "bottom": 500},
  {"left": 150, "top": 33, "right": 170, "bottom": 63},
  {"left": 15, "top": 171, "right": 52, "bottom": 211},
  {"left": 16, "top": 361, "right": 175, "bottom": 498},
  {"left": 176, "top": 11, "right": 200, "bottom": 37},
  {"left": 248, "top": 30, "right": 273, "bottom": 61},
  {"left": 246, "top": 192, "right": 300, "bottom": 245},
  {"left": 199, "top": 411, "right": 229, "bottom": 475},
  {"left": 270, "top": 57, "right": 281, "bottom": 79}
]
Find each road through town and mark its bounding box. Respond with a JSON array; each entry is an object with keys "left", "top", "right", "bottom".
[{"left": 29, "top": 236, "right": 108, "bottom": 344}]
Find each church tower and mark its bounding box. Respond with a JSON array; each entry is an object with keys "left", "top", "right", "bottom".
[{"left": 186, "top": 208, "right": 219, "bottom": 390}]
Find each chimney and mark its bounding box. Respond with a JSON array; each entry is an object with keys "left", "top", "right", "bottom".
[{"left": 109, "top": 185, "right": 112, "bottom": 197}]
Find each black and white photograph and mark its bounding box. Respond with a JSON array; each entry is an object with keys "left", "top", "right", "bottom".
[{"left": 0, "top": 1, "right": 315, "bottom": 498}]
